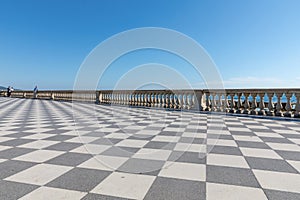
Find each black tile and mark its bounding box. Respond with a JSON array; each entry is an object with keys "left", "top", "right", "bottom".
[
  {"left": 144, "top": 177, "right": 205, "bottom": 200},
  {"left": 46, "top": 168, "right": 111, "bottom": 192},
  {"left": 0, "top": 180, "right": 38, "bottom": 200},
  {"left": 245, "top": 157, "right": 298, "bottom": 173},
  {"left": 206, "top": 165, "right": 260, "bottom": 188}
]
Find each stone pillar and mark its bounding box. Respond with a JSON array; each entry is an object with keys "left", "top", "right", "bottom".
[
  {"left": 275, "top": 92, "right": 283, "bottom": 117},
  {"left": 258, "top": 93, "right": 266, "bottom": 115},
  {"left": 250, "top": 93, "right": 258, "bottom": 115},
  {"left": 294, "top": 93, "right": 300, "bottom": 118},
  {"left": 284, "top": 93, "right": 292, "bottom": 117},
  {"left": 266, "top": 92, "right": 274, "bottom": 116},
  {"left": 243, "top": 93, "right": 250, "bottom": 114},
  {"left": 229, "top": 93, "right": 235, "bottom": 113},
  {"left": 236, "top": 93, "right": 243, "bottom": 114}
]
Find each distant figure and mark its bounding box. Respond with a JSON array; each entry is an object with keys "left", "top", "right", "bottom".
[
  {"left": 33, "top": 85, "right": 38, "bottom": 99},
  {"left": 7, "top": 86, "right": 13, "bottom": 97}
]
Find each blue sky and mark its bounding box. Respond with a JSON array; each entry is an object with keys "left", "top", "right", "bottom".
[{"left": 0, "top": 0, "right": 300, "bottom": 90}]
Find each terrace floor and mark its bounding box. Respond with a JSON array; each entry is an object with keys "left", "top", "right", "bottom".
[{"left": 0, "top": 97, "right": 300, "bottom": 200}]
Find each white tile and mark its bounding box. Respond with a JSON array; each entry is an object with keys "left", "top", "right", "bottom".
[
  {"left": 18, "top": 140, "right": 59, "bottom": 149},
  {"left": 253, "top": 169, "right": 300, "bottom": 193},
  {"left": 123, "top": 126, "right": 144, "bottom": 130},
  {"left": 152, "top": 135, "right": 181, "bottom": 143},
  {"left": 91, "top": 172, "right": 155, "bottom": 199},
  {"left": 0, "top": 137, "right": 14, "bottom": 142},
  {"left": 207, "top": 139, "right": 237, "bottom": 147},
  {"left": 240, "top": 147, "right": 282, "bottom": 159},
  {"left": 287, "top": 160, "right": 300, "bottom": 173},
  {"left": 266, "top": 143, "right": 300, "bottom": 152},
  {"left": 132, "top": 148, "right": 172, "bottom": 161},
  {"left": 273, "top": 129, "right": 299, "bottom": 134},
  {"left": 207, "top": 183, "right": 268, "bottom": 200},
  {"left": 0, "top": 145, "right": 12, "bottom": 151},
  {"left": 289, "top": 138, "right": 300, "bottom": 145},
  {"left": 207, "top": 130, "right": 231, "bottom": 135},
  {"left": 174, "top": 143, "right": 206, "bottom": 153},
  {"left": 65, "top": 136, "right": 98, "bottom": 143},
  {"left": 135, "top": 130, "right": 161, "bottom": 136},
  {"left": 104, "top": 133, "right": 131, "bottom": 139},
  {"left": 70, "top": 144, "right": 111, "bottom": 155},
  {"left": 23, "top": 128, "right": 53, "bottom": 133},
  {"left": 254, "top": 132, "right": 284, "bottom": 138},
  {"left": 5, "top": 164, "right": 72, "bottom": 185},
  {"left": 159, "top": 161, "right": 205, "bottom": 181},
  {"left": 116, "top": 139, "right": 148, "bottom": 148},
  {"left": 162, "top": 127, "right": 186, "bottom": 132},
  {"left": 13, "top": 150, "right": 64, "bottom": 163},
  {"left": 227, "top": 127, "right": 251, "bottom": 132},
  {"left": 232, "top": 135, "right": 262, "bottom": 142},
  {"left": 19, "top": 186, "right": 86, "bottom": 200},
  {"left": 182, "top": 132, "right": 206, "bottom": 138},
  {"left": 207, "top": 154, "right": 249, "bottom": 168},
  {"left": 78, "top": 155, "right": 128, "bottom": 171},
  {"left": 246, "top": 125, "right": 269, "bottom": 129},
  {"left": 22, "top": 133, "right": 54, "bottom": 140}
]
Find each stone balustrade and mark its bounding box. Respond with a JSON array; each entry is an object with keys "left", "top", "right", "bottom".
[{"left": 1, "top": 89, "right": 300, "bottom": 118}]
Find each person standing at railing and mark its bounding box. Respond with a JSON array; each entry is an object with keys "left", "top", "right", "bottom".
[
  {"left": 33, "top": 85, "right": 38, "bottom": 99},
  {"left": 7, "top": 86, "right": 13, "bottom": 97}
]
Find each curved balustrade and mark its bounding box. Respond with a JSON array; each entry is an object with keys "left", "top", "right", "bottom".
[{"left": 1, "top": 88, "right": 300, "bottom": 118}]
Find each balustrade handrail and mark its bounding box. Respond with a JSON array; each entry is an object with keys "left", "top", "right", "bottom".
[{"left": 1, "top": 88, "right": 300, "bottom": 118}]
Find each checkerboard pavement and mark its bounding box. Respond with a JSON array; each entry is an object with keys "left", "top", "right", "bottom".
[{"left": 0, "top": 97, "right": 300, "bottom": 200}]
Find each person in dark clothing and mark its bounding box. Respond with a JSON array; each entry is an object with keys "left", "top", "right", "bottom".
[
  {"left": 7, "top": 86, "right": 13, "bottom": 97},
  {"left": 33, "top": 85, "right": 38, "bottom": 98}
]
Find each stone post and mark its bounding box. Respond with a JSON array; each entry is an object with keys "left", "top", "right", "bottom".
[
  {"left": 284, "top": 93, "right": 292, "bottom": 117},
  {"left": 250, "top": 93, "right": 258, "bottom": 115},
  {"left": 275, "top": 92, "right": 283, "bottom": 117}
]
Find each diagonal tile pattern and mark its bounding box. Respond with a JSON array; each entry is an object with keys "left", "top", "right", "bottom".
[{"left": 0, "top": 97, "right": 300, "bottom": 199}]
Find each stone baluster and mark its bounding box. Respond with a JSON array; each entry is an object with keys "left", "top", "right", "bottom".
[
  {"left": 168, "top": 93, "right": 173, "bottom": 109},
  {"left": 173, "top": 94, "right": 178, "bottom": 109},
  {"left": 177, "top": 93, "right": 182, "bottom": 109},
  {"left": 294, "top": 93, "right": 300, "bottom": 118},
  {"left": 210, "top": 93, "right": 216, "bottom": 111},
  {"left": 153, "top": 93, "right": 157, "bottom": 107},
  {"left": 129, "top": 93, "right": 132, "bottom": 106},
  {"left": 229, "top": 93, "right": 235, "bottom": 113},
  {"left": 242, "top": 93, "right": 250, "bottom": 114},
  {"left": 223, "top": 94, "right": 229, "bottom": 112},
  {"left": 284, "top": 93, "right": 293, "bottom": 117},
  {"left": 165, "top": 93, "right": 170, "bottom": 108},
  {"left": 138, "top": 93, "right": 142, "bottom": 106},
  {"left": 250, "top": 93, "right": 258, "bottom": 115},
  {"left": 182, "top": 93, "right": 188, "bottom": 109},
  {"left": 147, "top": 93, "right": 151, "bottom": 107},
  {"left": 187, "top": 93, "right": 193, "bottom": 110},
  {"left": 236, "top": 93, "right": 243, "bottom": 114},
  {"left": 258, "top": 93, "right": 266, "bottom": 115},
  {"left": 140, "top": 93, "right": 144, "bottom": 106},
  {"left": 156, "top": 93, "right": 161, "bottom": 107},
  {"left": 151, "top": 93, "right": 155, "bottom": 107},
  {"left": 125, "top": 93, "right": 129, "bottom": 105},
  {"left": 275, "top": 92, "right": 283, "bottom": 117},
  {"left": 266, "top": 92, "right": 274, "bottom": 116},
  {"left": 218, "top": 94, "right": 224, "bottom": 112}
]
